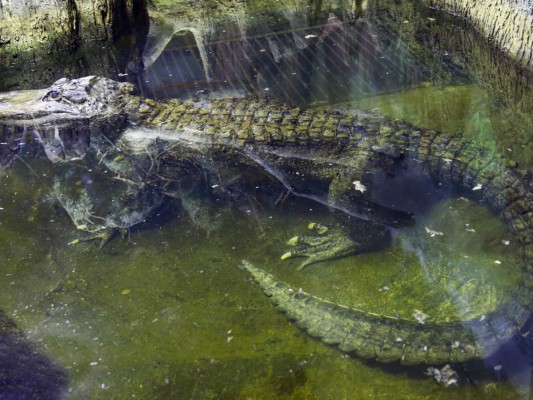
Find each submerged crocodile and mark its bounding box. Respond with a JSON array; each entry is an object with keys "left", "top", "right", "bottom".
[{"left": 0, "top": 76, "right": 532, "bottom": 365}]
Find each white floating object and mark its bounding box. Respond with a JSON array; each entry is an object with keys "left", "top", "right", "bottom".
[
  {"left": 304, "top": 34, "right": 317, "bottom": 39},
  {"left": 413, "top": 309, "right": 428, "bottom": 324},
  {"left": 494, "top": 260, "right": 502, "bottom": 265},
  {"left": 352, "top": 180, "right": 367, "bottom": 193},
  {"left": 425, "top": 227, "right": 443, "bottom": 237},
  {"left": 472, "top": 183, "right": 483, "bottom": 191}
]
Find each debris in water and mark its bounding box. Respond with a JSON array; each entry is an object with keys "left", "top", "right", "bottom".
[
  {"left": 472, "top": 183, "right": 483, "bottom": 191},
  {"left": 426, "top": 364, "right": 459, "bottom": 387},
  {"left": 425, "top": 227, "right": 443, "bottom": 237},
  {"left": 413, "top": 309, "right": 429, "bottom": 324},
  {"left": 352, "top": 180, "right": 367, "bottom": 193}
]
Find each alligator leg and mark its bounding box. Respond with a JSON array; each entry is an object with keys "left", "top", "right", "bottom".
[
  {"left": 68, "top": 228, "right": 124, "bottom": 250},
  {"left": 281, "top": 170, "right": 409, "bottom": 270}
]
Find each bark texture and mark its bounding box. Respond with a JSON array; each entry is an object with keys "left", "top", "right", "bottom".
[{"left": 425, "top": 0, "right": 533, "bottom": 70}]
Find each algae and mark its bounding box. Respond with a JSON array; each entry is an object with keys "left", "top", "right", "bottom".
[{"left": 0, "top": 165, "right": 528, "bottom": 398}]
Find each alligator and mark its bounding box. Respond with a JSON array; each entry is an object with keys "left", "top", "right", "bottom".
[{"left": 0, "top": 76, "right": 532, "bottom": 365}]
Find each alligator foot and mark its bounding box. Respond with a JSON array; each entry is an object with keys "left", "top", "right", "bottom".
[
  {"left": 68, "top": 228, "right": 127, "bottom": 250},
  {"left": 281, "top": 223, "right": 361, "bottom": 270}
]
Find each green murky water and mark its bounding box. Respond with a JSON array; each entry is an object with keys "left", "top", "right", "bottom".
[
  {"left": 1, "top": 1, "right": 533, "bottom": 399},
  {"left": 0, "top": 159, "right": 527, "bottom": 399}
]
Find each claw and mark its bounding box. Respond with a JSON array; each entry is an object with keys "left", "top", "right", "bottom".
[
  {"left": 286, "top": 233, "right": 332, "bottom": 247},
  {"left": 281, "top": 248, "right": 307, "bottom": 260},
  {"left": 287, "top": 236, "right": 300, "bottom": 246},
  {"left": 307, "top": 222, "right": 329, "bottom": 235}
]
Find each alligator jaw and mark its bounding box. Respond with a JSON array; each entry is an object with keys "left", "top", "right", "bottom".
[{"left": 0, "top": 88, "right": 86, "bottom": 126}]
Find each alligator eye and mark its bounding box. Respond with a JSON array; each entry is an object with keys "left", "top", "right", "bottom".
[{"left": 49, "top": 90, "right": 60, "bottom": 100}]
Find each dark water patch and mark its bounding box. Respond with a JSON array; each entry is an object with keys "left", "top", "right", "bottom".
[{"left": 0, "top": 334, "right": 68, "bottom": 400}]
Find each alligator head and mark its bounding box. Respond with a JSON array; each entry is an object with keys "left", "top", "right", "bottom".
[
  {"left": 0, "top": 76, "right": 134, "bottom": 164},
  {"left": 0, "top": 76, "right": 134, "bottom": 126}
]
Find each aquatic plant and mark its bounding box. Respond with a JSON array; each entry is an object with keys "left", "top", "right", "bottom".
[{"left": 50, "top": 178, "right": 102, "bottom": 232}]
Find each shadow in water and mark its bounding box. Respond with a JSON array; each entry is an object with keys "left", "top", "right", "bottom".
[{"left": 0, "top": 312, "right": 67, "bottom": 400}]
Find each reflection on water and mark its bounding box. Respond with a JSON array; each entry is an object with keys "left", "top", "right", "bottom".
[
  {"left": 143, "top": 5, "right": 453, "bottom": 103},
  {"left": 143, "top": 0, "right": 533, "bottom": 163},
  {"left": 1, "top": 0, "right": 533, "bottom": 399}
]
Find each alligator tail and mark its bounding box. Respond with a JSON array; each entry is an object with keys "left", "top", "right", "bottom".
[{"left": 241, "top": 258, "right": 533, "bottom": 365}]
